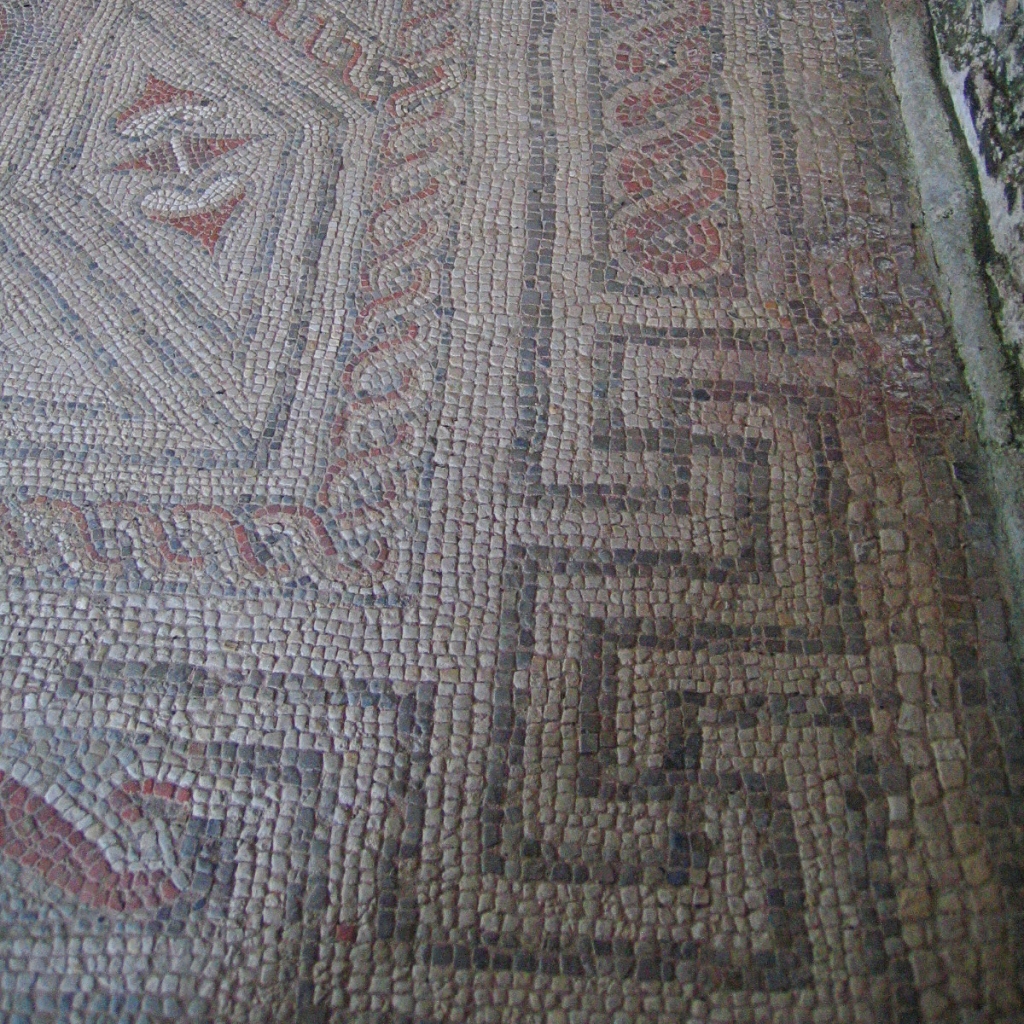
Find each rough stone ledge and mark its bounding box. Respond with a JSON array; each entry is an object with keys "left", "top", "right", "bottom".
[{"left": 882, "top": 0, "right": 1024, "bottom": 667}]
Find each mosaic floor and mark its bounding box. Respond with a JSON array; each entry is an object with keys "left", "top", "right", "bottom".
[{"left": 0, "top": 0, "right": 1023, "bottom": 1019}]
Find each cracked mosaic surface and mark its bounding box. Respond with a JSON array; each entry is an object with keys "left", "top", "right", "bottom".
[{"left": 0, "top": 0, "right": 1023, "bottom": 1020}]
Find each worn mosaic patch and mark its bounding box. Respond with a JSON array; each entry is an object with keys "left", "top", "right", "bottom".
[{"left": 0, "top": 0, "right": 1023, "bottom": 1020}]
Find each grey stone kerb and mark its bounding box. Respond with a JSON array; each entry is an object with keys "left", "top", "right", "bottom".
[{"left": 880, "top": 0, "right": 1024, "bottom": 664}]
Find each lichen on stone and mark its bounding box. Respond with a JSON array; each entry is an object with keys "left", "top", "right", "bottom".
[{"left": 930, "top": 0, "right": 1024, "bottom": 217}]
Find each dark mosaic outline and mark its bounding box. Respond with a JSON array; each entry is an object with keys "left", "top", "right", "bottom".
[
  {"left": 2, "top": 2, "right": 349, "bottom": 471},
  {"left": 430, "top": 0, "right": 922, "bottom": 1013},
  {"left": 471, "top": 548, "right": 880, "bottom": 995},
  {"left": 0, "top": 656, "right": 437, "bottom": 1022},
  {"left": 0, "top": 0, "right": 469, "bottom": 605}
]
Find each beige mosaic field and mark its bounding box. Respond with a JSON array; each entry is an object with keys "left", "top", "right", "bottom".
[{"left": 0, "top": 0, "right": 1022, "bottom": 1019}]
